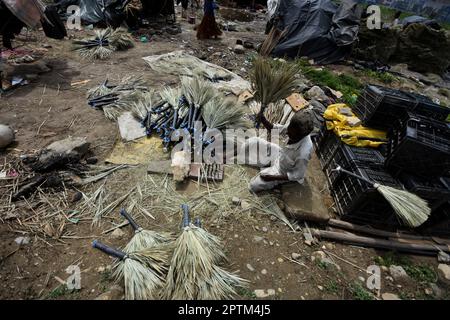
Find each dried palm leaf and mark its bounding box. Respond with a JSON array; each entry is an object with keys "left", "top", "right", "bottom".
[
  {"left": 202, "top": 95, "right": 249, "bottom": 130},
  {"left": 250, "top": 57, "right": 299, "bottom": 126},
  {"left": 109, "top": 28, "right": 134, "bottom": 51}
]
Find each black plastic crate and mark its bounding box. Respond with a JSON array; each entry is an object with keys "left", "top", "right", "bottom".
[
  {"left": 354, "top": 85, "right": 450, "bottom": 129},
  {"left": 419, "top": 201, "right": 450, "bottom": 237},
  {"left": 386, "top": 115, "right": 450, "bottom": 177},
  {"left": 331, "top": 163, "right": 401, "bottom": 228},
  {"left": 353, "top": 85, "right": 415, "bottom": 129},
  {"left": 408, "top": 92, "right": 450, "bottom": 123},
  {"left": 398, "top": 174, "right": 450, "bottom": 210},
  {"left": 325, "top": 143, "right": 385, "bottom": 187}
]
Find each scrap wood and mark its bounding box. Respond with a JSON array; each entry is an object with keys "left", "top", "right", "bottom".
[
  {"left": 101, "top": 220, "right": 130, "bottom": 234},
  {"left": 311, "top": 229, "right": 450, "bottom": 256},
  {"left": 71, "top": 80, "right": 91, "bottom": 87}
]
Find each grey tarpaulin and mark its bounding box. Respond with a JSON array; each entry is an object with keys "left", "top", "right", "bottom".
[
  {"left": 54, "top": 0, "right": 128, "bottom": 26},
  {"left": 271, "top": 0, "right": 362, "bottom": 64}
]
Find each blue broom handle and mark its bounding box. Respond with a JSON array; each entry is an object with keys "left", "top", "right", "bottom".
[
  {"left": 92, "top": 240, "right": 127, "bottom": 260},
  {"left": 119, "top": 208, "right": 140, "bottom": 231},
  {"left": 194, "top": 217, "right": 202, "bottom": 228},
  {"left": 181, "top": 204, "right": 190, "bottom": 228}
]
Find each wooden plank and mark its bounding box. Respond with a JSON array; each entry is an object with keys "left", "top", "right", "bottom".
[{"left": 286, "top": 93, "right": 309, "bottom": 112}]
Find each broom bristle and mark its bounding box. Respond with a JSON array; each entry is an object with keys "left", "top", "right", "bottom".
[
  {"left": 198, "top": 266, "right": 248, "bottom": 299},
  {"left": 250, "top": 57, "right": 300, "bottom": 106},
  {"left": 124, "top": 230, "right": 173, "bottom": 253},
  {"left": 376, "top": 185, "right": 431, "bottom": 228},
  {"left": 202, "top": 95, "right": 249, "bottom": 130},
  {"left": 113, "top": 246, "right": 170, "bottom": 300}
]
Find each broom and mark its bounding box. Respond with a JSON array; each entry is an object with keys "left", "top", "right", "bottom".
[
  {"left": 333, "top": 166, "right": 430, "bottom": 228},
  {"left": 163, "top": 204, "right": 246, "bottom": 299},
  {"left": 120, "top": 208, "right": 172, "bottom": 253},
  {"left": 250, "top": 57, "right": 299, "bottom": 128},
  {"left": 92, "top": 240, "right": 168, "bottom": 299}
]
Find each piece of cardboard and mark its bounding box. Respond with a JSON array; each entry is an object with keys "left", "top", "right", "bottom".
[
  {"left": 286, "top": 93, "right": 309, "bottom": 112},
  {"left": 238, "top": 90, "right": 254, "bottom": 104}
]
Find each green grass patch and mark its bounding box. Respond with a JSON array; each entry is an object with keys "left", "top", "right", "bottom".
[
  {"left": 295, "top": 58, "right": 362, "bottom": 105},
  {"left": 45, "top": 285, "right": 79, "bottom": 300},
  {"left": 236, "top": 287, "right": 256, "bottom": 299},
  {"left": 324, "top": 279, "right": 340, "bottom": 294},
  {"left": 349, "top": 282, "right": 374, "bottom": 300},
  {"left": 374, "top": 252, "right": 437, "bottom": 283},
  {"left": 361, "top": 69, "right": 397, "bottom": 84}
]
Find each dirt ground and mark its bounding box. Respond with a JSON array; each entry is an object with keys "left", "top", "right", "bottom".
[{"left": 0, "top": 8, "right": 449, "bottom": 300}]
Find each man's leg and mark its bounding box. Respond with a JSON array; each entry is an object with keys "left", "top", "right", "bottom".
[
  {"left": 249, "top": 174, "right": 283, "bottom": 193},
  {"left": 240, "top": 137, "right": 280, "bottom": 168}
]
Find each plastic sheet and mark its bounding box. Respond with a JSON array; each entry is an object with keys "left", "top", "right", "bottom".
[{"left": 271, "top": 0, "right": 361, "bottom": 64}]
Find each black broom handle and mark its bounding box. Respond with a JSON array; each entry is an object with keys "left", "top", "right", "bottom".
[
  {"left": 333, "top": 166, "right": 376, "bottom": 187},
  {"left": 92, "top": 240, "right": 127, "bottom": 260},
  {"left": 120, "top": 208, "right": 140, "bottom": 231},
  {"left": 181, "top": 204, "right": 190, "bottom": 228}
]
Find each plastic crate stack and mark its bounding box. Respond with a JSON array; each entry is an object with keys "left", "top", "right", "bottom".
[
  {"left": 314, "top": 129, "right": 402, "bottom": 228},
  {"left": 348, "top": 84, "right": 450, "bottom": 234}
]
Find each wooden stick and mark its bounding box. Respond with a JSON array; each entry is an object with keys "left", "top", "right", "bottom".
[
  {"left": 328, "top": 219, "right": 430, "bottom": 241},
  {"left": 311, "top": 229, "right": 450, "bottom": 255}
]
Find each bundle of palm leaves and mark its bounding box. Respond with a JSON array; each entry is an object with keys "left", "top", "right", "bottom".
[
  {"left": 120, "top": 208, "right": 172, "bottom": 253},
  {"left": 87, "top": 76, "right": 148, "bottom": 120},
  {"left": 109, "top": 28, "right": 135, "bottom": 51},
  {"left": 182, "top": 77, "right": 216, "bottom": 130},
  {"left": 92, "top": 240, "right": 169, "bottom": 300},
  {"left": 250, "top": 57, "right": 300, "bottom": 127},
  {"left": 202, "top": 95, "right": 249, "bottom": 130},
  {"left": 163, "top": 205, "right": 247, "bottom": 300},
  {"left": 73, "top": 29, "right": 115, "bottom": 60},
  {"left": 73, "top": 27, "right": 134, "bottom": 60}
]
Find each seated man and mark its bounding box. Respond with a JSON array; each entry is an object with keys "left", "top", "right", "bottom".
[{"left": 248, "top": 109, "right": 314, "bottom": 193}]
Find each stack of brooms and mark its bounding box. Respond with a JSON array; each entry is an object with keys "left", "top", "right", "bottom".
[{"left": 93, "top": 206, "right": 247, "bottom": 300}]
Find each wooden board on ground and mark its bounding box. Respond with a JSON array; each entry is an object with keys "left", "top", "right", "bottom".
[
  {"left": 286, "top": 93, "right": 309, "bottom": 112},
  {"left": 238, "top": 90, "right": 254, "bottom": 104}
]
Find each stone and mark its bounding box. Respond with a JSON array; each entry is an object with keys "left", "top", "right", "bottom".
[
  {"left": 381, "top": 293, "right": 400, "bottom": 300},
  {"left": 234, "top": 44, "right": 245, "bottom": 54},
  {"left": 95, "top": 285, "right": 124, "bottom": 300},
  {"left": 305, "top": 86, "right": 330, "bottom": 103},
  {"left": 317, "top": 285, "right": 323, "bottom": 291},
  {"left": 246, "top": 264, "right": 255, "bottom": 272},
  {"left": 0, "top": 125, "right": 15, "bottom": 149},
  {"left": 110, "top": 228, "right": 125, "bottom": 239},
  {"left": 254, "top": 289, "right": 275, "bottom": 298},
  {"left": 437, "top": 264, "right": 450, "bottom": 285},
  {"left": 438, "top": 251, "right": 450, "bottom": 263},
  {"left": 311, "top": 251, "right": 326, "bottom": 262},
  {"left": 424, "top": 288, "right": 433, "bottom": 296},
  {"left": 358, "top": 276, "right": 365, "bottom": 282},
  {"left": 85, "top": 157, "right": 98, "bottom": 165},
  {"left": 324, "top": 243, "right": 335, "bottom": 250},
  {"left": 14, "top": 237, "right": 30, "bottom": 245},
  {"left": 97, "top": 266, "right": 106, "bottom": 273},
  {"left": 262, "top": 227, "right": 268, "bottom": 232},
  {"left": 243, "top": 41, "right": 254, "bottom": 49},
  {"left": 291, "top": 253, "right": 301, "bottom": 260},
  {"left": 381, "top": 266, "right": 389, "bottom": 272},
  {"left": 385, "top": 276, "right": 394, "bottom": 282},
  {"left": 253, "top": 236, "right": 264, "bottom": 242},
  {"left": 389, "top": 265, "right": 409, "bottom": 281},
  {"left": 430, "top": 283, "right": 444, "bottom": 299},
  {"left": 261, "top": 269, "right": 267, "bottom": 275},
  {"left": 277, "top": 258, "right": 284, "bottom": 263}
]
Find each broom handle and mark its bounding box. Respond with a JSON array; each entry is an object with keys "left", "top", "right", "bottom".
[
  {"left": 120, "top": 208, "right": 140, "bottom": 231},
  {"left": 92, "top": 240, "right": 126, "bottom": 260},
  {"left": 181, "top": 204, "right": 190, "bottom": 228},
  {"left": 194, "top": 217, "right": 202, "bottom": 228},
  {"left": 333, "top": 166, "right": 375, "bottom": 187}
]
